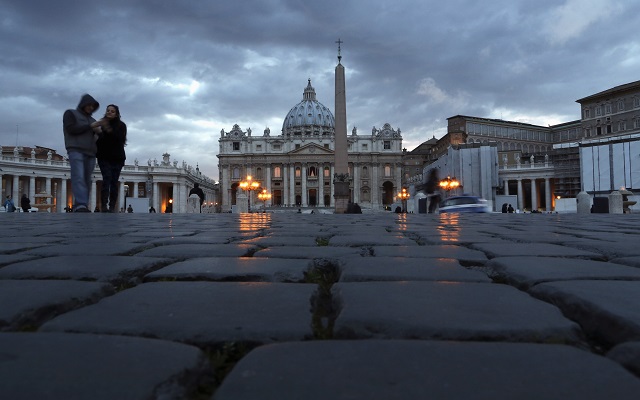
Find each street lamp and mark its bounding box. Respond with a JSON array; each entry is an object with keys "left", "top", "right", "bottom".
[
  {"left": 439, "top": 176, "right": 460, "bottom": 196},
  {"left": 239, "top": 175, "right": 260, "bottom": 212},
  {"left": 397, "top": 187, "right": 410, "bottom": 213},
  {"left": 257, "top": 189, "right": 271, "bottom": 213}
]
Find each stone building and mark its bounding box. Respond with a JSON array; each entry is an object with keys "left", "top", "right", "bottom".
[
  {"left": 1, "top": 147, "right": 218, "bottom": 213},
  {"left": 217, "top": 80, "right": 404, "bottom": 212}
]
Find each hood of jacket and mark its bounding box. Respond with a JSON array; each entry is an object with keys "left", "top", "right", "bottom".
[{"left": 76, "top": 94, "right": 99, "bottom": 114}]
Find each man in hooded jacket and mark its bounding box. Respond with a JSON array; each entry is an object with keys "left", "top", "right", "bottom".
[{"left": 63, "top": 94, "right": 104, "bottom": 212}]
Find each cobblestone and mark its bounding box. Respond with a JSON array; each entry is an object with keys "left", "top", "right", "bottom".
[{"left": 1, "top": 212, "right": 640, "bottom": 399}]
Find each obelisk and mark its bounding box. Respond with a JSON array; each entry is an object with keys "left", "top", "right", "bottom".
[{"left": 333, "top": 39, "right": 350, "bottom": 213}]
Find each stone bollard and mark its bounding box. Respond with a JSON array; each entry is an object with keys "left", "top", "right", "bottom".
[
  {"left": 576, "top": 191, "right": 591, "bottom": 214},
  {"left": 186, "top": 194, "right": 200, "bottom": 213},
  {"left": 608, "top": 191, "right": 623, "bottom": 214}
]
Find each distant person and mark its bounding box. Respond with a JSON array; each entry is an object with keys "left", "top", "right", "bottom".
[
  {"left": 4, "top": 195, "right": 16, "bottom": 212},
  {"left": 21, "top": 194, "right": 31, "bottom": 212},
  {"left": 501, "top": 203, "right": 508, "bottom": 213},
  {"left": 149, "top": 206, "right": 156, "bottom": 213},
  {"left": 507, "top": 204, "right": 514, "bottom": 213},
  {"left": 127, "top": 204, "right": 133, "bottom": 213},
  {"left": 63, "top": 93, "right": 101, "bottom": 212},
  {"left": 96, "top": 104, "right": 127, "bottom": 212},
  {"left": 394, "top": 206, "right": 402, "bottom": 213},
  {"left": 188, "top": 182, "right": 205, "bottom": 211},
  {"left": 425, "top": 169, "right": 441, "bottom": 213}
]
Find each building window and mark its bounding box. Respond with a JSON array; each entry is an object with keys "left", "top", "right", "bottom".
[
  {"left": 618, "top": 120, "right": 627, "bottom": 131},
  {"left": 233, "top": 142, "right": 240, "bottom": 151},
  {"left": 295, "top": 144, "right": 300, "bottom": 149},
  {"left": 362, "top": 166, "right": 369, "bottom": 178},
  {"left": 596, "top": 126, "right": 602, "bottom": 135},
  {"left": 596, "top": 106, "right": 602, "bottom": 116},
  {"left": 256, "top": 167, "right": 263, "bottom": 179},
  {"left": 584, "top": 109, "right": 590, "bottom": 118},
  {"left": 308, "top": 166, "right": 317, "bottom": 177},
  {"left": 607, "top": 124, "right": 612, "bottom": 134},
  {"left": 273, "top": 144, "right": 281, "bottom": 150},
  {"left": 634, "top": 97, "right": 640, "bottom": 108},
  {"left": 233, "top": 167, "right": 240, "bottom": 179},
  {"left": 605, "top": 104, "right": 612, "bottom": 114},
  {"left": 324, "top": 144, "right": 329, "bottom": 149},
  {"left": 362, "top": 144, "right": 368, "bottom": 151},
  {"left": 324, "top": 167, "right": 330, "bottom": 177},
  {"left": 274, "top": 166, "right": 281, "bottom": 178},
  {"left": 618, "top": 100, "right": 625, "bottom": 112},
  {"left": 384, "top": 141, "right": 391, "bottom": 150},
  {"left": 384, "top": 164, "right": 391, "bottom": 177},
  {"left": 256, "top": 144, "right": 262, "bottom": 151},
  {"left": 295, "top": 167, "right": 301, "bottom": 178},
  {"left": 634, "top": 118, "right": 640, "bottom": 129}
]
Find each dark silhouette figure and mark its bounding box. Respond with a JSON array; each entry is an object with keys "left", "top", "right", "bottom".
[
  {"left": 21, "top": 194, "right": 31, "bottom": 212},
  {"left": 507, "top": 204, "right": 514, "bottom": 213},
  {"left": 425, "top": 169, "right": 441, "bottom": 213}
]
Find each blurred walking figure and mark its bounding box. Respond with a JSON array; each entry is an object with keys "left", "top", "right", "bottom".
[
  {"left": 425, "top": 169, "right": 441, "bottom": 213},
  {"left": 96, "top": 104, "right": 127, "bottom": 212}
]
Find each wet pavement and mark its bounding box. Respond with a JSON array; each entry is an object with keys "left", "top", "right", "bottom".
[{"left": 1, "top": 212, "right": 640, "bottom": 399}]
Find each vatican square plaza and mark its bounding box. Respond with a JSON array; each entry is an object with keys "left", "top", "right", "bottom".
[{"left": 1, "top": 55, "right": 640, "bottom": 398}]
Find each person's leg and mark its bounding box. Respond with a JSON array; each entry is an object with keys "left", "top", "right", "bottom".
[
  {"left": 68, "top": 151, "right": 90, "bottom": 211},
  {"left": 83, "top": 155, "right": 96, "bottom": 210},
  {"left": 108, "top": 162, "right": 123, "bottom": 211},
  {"left": 98, "top": 159, "right": 111, "bottom": 211}
]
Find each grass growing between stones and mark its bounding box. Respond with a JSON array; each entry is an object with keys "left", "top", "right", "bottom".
[
  {"left": 305, "top": 259, "right": 341, "bottom": 339},
  {"left": 193, "top": 341, "right": 258, "bottom": 398}
]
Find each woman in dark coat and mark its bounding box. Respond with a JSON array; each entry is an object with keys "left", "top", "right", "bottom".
[{"left": 96, "top": 104, "right": 127, "bottom": 212}]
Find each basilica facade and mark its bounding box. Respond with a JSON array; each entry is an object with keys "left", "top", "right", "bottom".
[{"left": 217, "top": 80, "right": 404, "bottom": 212}]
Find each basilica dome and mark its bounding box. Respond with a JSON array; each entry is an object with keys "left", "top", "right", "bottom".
[{"left": 282, "top": 79, "right": 335, "bottom": 137}]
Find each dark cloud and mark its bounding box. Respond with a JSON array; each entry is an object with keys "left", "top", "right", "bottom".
[{"left": 1, "top": 0, "right": 638, "bottom": 179}]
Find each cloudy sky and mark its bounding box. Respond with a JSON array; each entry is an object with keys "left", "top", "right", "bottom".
[{"left": 1, "top": 0, "right": 638, "bottom": 179}]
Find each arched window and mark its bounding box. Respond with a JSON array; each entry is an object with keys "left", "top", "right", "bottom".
[
  {"left": 308, "top": 166, "right": 317, "bottom": 177},
  {"left": 274, "top": 166, "right": 281, "bottom": 178},
  {"left": 295, "top": 167, "right": 301, "bottom": 178},
  {"left": 362, "top": 166, "right": 369, "bottom": 178},
  {"left": 324, "top": 166, "right": 330, "bottom": 177},
  {"left": 233, "top": 167, "right": 240, "bottom": 179}
]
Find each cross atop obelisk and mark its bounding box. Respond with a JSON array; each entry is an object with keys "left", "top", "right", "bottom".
[{"left": 333, "top": 39, "right": 350, "bottom": 213}]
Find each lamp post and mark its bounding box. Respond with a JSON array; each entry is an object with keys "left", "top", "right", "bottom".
[
  {"left": 257, "top": 189, "right": 271, "bottom": 213},
  {"left": 439, "top": 176, "right": 460, "bottom": 197},
  {"left": 239, "top": 175, "right": 260, "bottom": 212},
  {"left": 397, "top": 187, "right": 410, "bottom": 213}
]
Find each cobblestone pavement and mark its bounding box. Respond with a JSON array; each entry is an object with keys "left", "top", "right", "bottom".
[{"left": 1, "top": 212, "right": 640, "bottom": 399}]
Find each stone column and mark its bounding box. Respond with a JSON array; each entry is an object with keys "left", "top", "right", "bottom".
[
  {"left": 372, "top": 163, "right": 379, "bottom": 209},
  {"left": 517, "top": 179, "right": 524, "bottom": 212},
  {"left": 153, "top": 182, "right": 160, "bottom": 212},
  {"left": 266, "top": 165, "right": 271, "bottom": 198},
  {"left": 180, "top": 183, "right": 188, "bottom": 213},
  {"left": 289, "top": 164, "right": 296, "bottom": 206},
  {"left": 172, "top": 182, "right": 180, "bottom": 213},
  {"left": 330, "top": 165, "right": 335, "bottom": 207},
  {"left": 530, "top": 179, "right": 538, "bottom": 211},
  {"left": 90, "top": 180, "right": 97, "bottom": 211},
  {"left": 60, "top": 179, "right": 68, "bottom": 213},
  {"left": 301, "top": 164, "right": 307, "bottom": 207},
  {"left": 504, "top": 179, "right": 509, "bottom": 196},
  {"left": 119, "top": 181, "right": 126, "bottom": 212},
  {"left": 133, "top": 182, "right": 139, "bottom": 198},
  {"left": 29, "top": 176, "right": 36, "bottom": 201},
  {"left": 545, "top": 178, "right": 552, "bottom": 211},
  {"left": 353, "top": 163, "right": 360, "bottom": 203},
  {"left": 318, "top": 164, "right": 324, "bottom": 206},
  {"left": 221, "top": 166, "right": 230, "bottom": 212},
  {"left": 12, "top": 175, "right": 19, "bottom": 203},
  {"left": 45, "top": 178, "right": 52, "bottom": 205}
]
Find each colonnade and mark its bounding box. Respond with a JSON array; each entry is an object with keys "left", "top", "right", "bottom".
[{"left": 503, "top": 177, "right": 554, "bottom": 212}]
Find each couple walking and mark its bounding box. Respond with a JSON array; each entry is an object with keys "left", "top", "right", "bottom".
[{"left": 63, "top": 94, "right": 127, "bottom": 212}]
